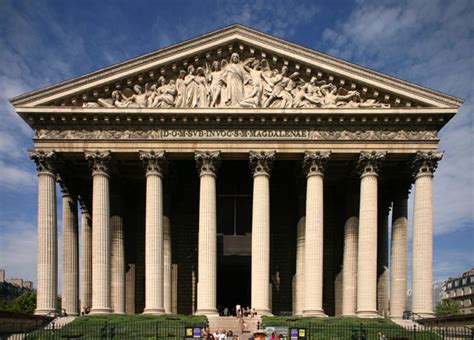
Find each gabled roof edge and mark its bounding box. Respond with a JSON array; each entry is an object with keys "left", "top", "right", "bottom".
[{"left": 9, "top": 23, "right": 464, "bottom": 108}]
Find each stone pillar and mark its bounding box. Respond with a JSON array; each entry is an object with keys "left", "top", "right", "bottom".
[
  {"left": 59, "top": 181, "right": 79, "bottom": 316},
  {"left": 303, "top": 151, "right": 330, "bottom": 317},
  {"left": 390, "top": 185, "right": 409, "bottom": 319},
  {"left": 377, "top": 194, "right": 390, "bottom": 317},
  {"left": 163, "top": 216, "right": 172, "bottom": 314},
  {"left": 86, "top": 151, "right": 113, "bottom": 314},
  {"left": 411, "top": 151, "right": 442, "bottom": 318},
  {"left": 30, "top": 151, "right": 58, "bottom": 315},
  {"left": 249, "top": 151, "right": 275, "bottom": 315},
  {"left": 195, "top": 151, "right": 220, "bottom": 315},
  {"left": 140, "top": 151, "right": 167, "bottom": 314},
  {"left": 342, "top": 188, "right": 359, "bottom": 317},
  {"left": 294, "top": 216, "right": 305, "bottom": 315},
  {"left": 356, "top": 151, "right": 385, "bottom": 318},
  {"left": 80, "top": 200, "right": 92, "bottom": 314},
  {"left": 111, "top": 192, "right": 125, "bottom": 314}
]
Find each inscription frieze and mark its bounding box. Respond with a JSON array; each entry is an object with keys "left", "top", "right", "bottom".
[{"left": 35, "top": 128, "right": 437, "bottom": 141}]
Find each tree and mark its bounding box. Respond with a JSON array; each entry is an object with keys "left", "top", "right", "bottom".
[
  {"left": 435, "top": 299, "right": 461, "bottom": 317},
  {"left": 10, "top": 291, "right": 36, "bottom": 314}
]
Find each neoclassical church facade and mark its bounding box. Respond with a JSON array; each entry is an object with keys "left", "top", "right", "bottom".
[{"left": 10, "top": 25, "right": 462, "bottom": 318}]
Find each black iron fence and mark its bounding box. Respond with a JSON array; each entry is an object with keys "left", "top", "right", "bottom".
[
  {"left": 1, "top": 320, "right": 473, "bottom": 339},
  {"left": 263, "top": 322, "right": 474, "bottom": 340},
  {"left": 0, "top": 320, "right": 207, "bottom": 339}
]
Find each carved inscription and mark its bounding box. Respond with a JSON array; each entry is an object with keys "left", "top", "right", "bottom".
[{"left": 35, "top": 128, "right": 437, "bottom": 141}]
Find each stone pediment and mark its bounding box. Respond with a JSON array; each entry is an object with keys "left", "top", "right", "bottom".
[{"left": 10, "top": 24, "right": 462, "bottom": 110}]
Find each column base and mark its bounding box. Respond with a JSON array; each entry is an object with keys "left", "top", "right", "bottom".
[
  {"left": 356, "top": 310, "right": 381, "bottom": 318},
  {"left": 143, "top": 308, "right": 165, "bottom": 315},
  {"left": 35, "top": 308, "right": 56, "bottom": 316},
  {"left": 89, "top": 308, "right": 113, "bottom": 314},
  {"left": 255, "top": 309, "right": 272, "bottom": 316},
  {"left": 195, "top": 309, "right": 219, "bottom": 316},
  {"left": 303, "top": 310, "right": 327, "bottom": 317},
  {"left": 413, "top": 312, "right": 434, "bottom": 319},
  {"left": 66, "top": 312, "right": 79, "bottom": 316},
  {"left": 341, "top": 313, "right": 357, "bottom": 317}
]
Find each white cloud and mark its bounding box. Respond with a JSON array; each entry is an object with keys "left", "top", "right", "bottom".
[
  {"left": 321, "top": 0, "right": 474, "bottom": 236},
  {"left": 0, "top": 160, "right": 36, "bottom": 191},
  {"left": 0, "top": 220, "right": 37, "bottom": 283}
]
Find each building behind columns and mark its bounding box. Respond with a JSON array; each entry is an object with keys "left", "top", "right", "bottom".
[{"left": 9, "top": 25, "right": 463, "bottom": 317}]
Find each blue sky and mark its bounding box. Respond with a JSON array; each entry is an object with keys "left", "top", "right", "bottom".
[{"left": 0, "top": 0, "right": 472, "bottom": 290}]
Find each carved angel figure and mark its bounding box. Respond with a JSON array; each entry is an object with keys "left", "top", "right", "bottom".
[
  {"left": 262, "top": 66, "right": 299, "bottom": 108},
  {"left": 240, "top": 58, "right": 265, "bottom": 108},
  {"left": 319, "top": 83, "right": 359, "bottom": 108},
  {"left": 175, "top": 70, "right": 187, "bottom": 108}
]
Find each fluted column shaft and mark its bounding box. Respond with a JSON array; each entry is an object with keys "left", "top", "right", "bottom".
[
  {"left": 342, "top": 190, "right": 359, "bottom": 317},
  {"left": 412, "top": 151, "right": 442, "bottom": 318},
  {"left": 356, "top": 151, "right": 385, "bottom": 318},
  {"left": 294, "top": 216, "right": 305, "bottom": 315},
  {"left": 61, "top": 186, "right": 79, "bottom": 316},
  {"left": 140, "top": 151, "right": 166, "bottom": 314},
  {"left": 86, "top": 151, "right": 113, "bottom": 314},
  {"left": 390, "top": 193, "right": 408, "bottom": 319},
  {"left": 303, "top": 151, "right": 329, "bottom": 317},
  {"left": 195, "top": 151, "right": 220, "bottom": 315},
  {"left": 250, "top": 151, "right": 275, "bottom": 315},
  {"left": 377, "top": 203, "right": 389, "bottom": 317},
  {"left": 30, "top": 151, "right": 58, "bottom": 315},
  {"left": 163, "top": 216, "right": 172, "bottom": 314},
  {"left": 80, "top": 203, "right": 92, "bottom": 314},
  {"left": 111, "top": 194, "right": 125, "bottom": 314}
]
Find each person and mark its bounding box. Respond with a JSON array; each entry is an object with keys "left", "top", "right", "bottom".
[
  {"left": 270, "top": 331, "right": 278, "bottom": 340},
  {"left": 203, "top": 328, "right": 215, "bottom": 340},
  {"left": 236, "top": 304, "right": 241, "bottom": 317},
  {"left": 251, "top": 307, "right": 257, "bottom": 317},
  {"left": 239, "top": 316, "right": 246, "bottom": 334},
  {"left": 219, "top": 329, "right": 227, "bottom": 340},
  {"left": 378, "top": 332, "right": 386, "bottom": 340},
  {"left": 223, "top": 306, "right": 229, "bottom": 316}
]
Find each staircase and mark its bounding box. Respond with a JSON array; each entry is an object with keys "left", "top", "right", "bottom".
[
  {"left": 45, "top": 316, "right": 77, "bottom": 329},
  {"left": 391, "top": 318, "right": 424, "bottom": 329},
  {"left": 207, "top": 316, "right": 261, "bottom": 339}
]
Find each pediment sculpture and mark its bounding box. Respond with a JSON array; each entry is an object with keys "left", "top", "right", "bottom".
[{"left": 82, "top": 52, "right": 389, "bottom": 109}]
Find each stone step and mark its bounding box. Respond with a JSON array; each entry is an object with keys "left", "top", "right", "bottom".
[{"left": 207, "top": 316, "right": 261, "bottom": 339}]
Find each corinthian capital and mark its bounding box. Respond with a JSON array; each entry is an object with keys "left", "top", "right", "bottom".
[
  {"left": 249, "top": 151, "right": 275, "bottom": 177},
  {"left": 29, "top": 150, "right": 57, "bottom": 175},
  {"left": 139, "top": 150, "right": 167, "bottom": 176},
  {"left": 303, "top": 151, "right": 331, "bottom": 177},
  {"left": 411, "top": 151, "right": 443, "bottom": 178},
  {"left": 195, "top": 151, "right": 221, "bottom": 176},
  {"left": 357, "top": 151, "right": 386, "bottom": 176},
  {"left": 85, "top": 151, "right": 114, "bottom": 176}
]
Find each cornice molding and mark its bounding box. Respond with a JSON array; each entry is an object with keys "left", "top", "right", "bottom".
[{"left": 10, "top": 25, "right": 463, "bottom": 109}]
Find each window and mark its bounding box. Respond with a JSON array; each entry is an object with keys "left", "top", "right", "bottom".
[
  {"left": 448, "top": 282, "right": 453, "bottom": 289},
  {"left": 462, "top": 277, "right": 467, "bottom": 285}
]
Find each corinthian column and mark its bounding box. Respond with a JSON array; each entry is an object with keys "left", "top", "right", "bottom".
[
  {"left": 195, "top": 151, "right": 220, "bottom": 315},
  {"left": 59, "top": 180, "right": 79, "bottom": 316},
  {"left": 163, "top": 215, "right": 172, "bottom": 314},
  {"left": 80, "top": 200, "right": 92, "bottom": 314},
  {"left": 303, "top": 151, "right": 330, "bottom": 317},
  {"left": 86, "top": 151, "right": 113, "bottom": 314},
  {"left": 30, "top": 151, "right": 58, "bottom": 316},
  {"left": 377, "top": 194, "right": 390, "bottom": 317},
  {"left": 140, "top": 151, "right": 167, "bottom": 315},
  {"left": 294, "top": 215, "right": 305, "bottom": 315},
  {"left": 249, "top": 151, "right": 275, "bottom": 315},
  {"left": 110, "top": 192, "right": 125, "bottom": 314},
  {"left": 390, "top": 184, "right": 409, "bottom": 319},
  {"left": 411, "top": 151, "right": 442, "bottom": 318},
  {"left": 356, "top": 151, "right": 385, "bottom": 318},
  {"left": 342, "top": 186, "right": 359, "bottom": 317}
]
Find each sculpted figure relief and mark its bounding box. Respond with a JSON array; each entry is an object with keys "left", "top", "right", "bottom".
[{"left": 82, "top": 52, "right": 392, "bottom": 109}]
